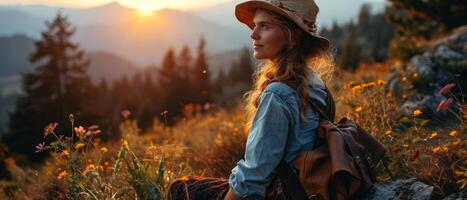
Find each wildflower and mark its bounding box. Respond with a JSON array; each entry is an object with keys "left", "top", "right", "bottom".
[
  {"left": 179, "top": 176, "right": 189, "bottom": 181},
  {"left": 432, "top": 146, "right": 441, "bottom": 153},
  {"left": 57, "top": 170, "right": 68, "bottom": 180},
  {"left": 43, "top": 122, "right": 58, "bottom": 138},
  {"left": 436, "top": 98, "right": 453, "bottom": 112},
  {"left": 429, "top": 132, "right": 438, "bottom": 139},
  {"left": 82, "top": 164, "right": 96, "bottom": 176},
  {"left": 412, "top": 73, "right": 418, "bottom": 78},
  {"left": 450, "top": 130, "right": 459, "bottom": 137},
  {"left": 401, "top": 77, "right": 407, "bottom": 81},
  {"left": 59, "top": 150, "right": 70, "bottom": 157},
  {"left": 35, "top": 142, "right": 45, "bottom": 153},
  {"left": 403, "top": 144, "right": 409, "bottom": 148},
  {"left": 376, "top": 80, "right": 386, "bottom": 86},
  {"left": 104, "top": 161, "right": 110, "bottom": 166},
  {"left": 452, "top": 140, "right": 461, "bottom": 147},
  {"left": 121, "top": 110, "right": 131, "bottom": 118},
  {"left": 74, "top": 126, "right": 85, "bottom": 139},
  {"left": 146, "top": 145, "right": 157, "bottom": 153},
  {"left": 385, "top": 130, "right": 392, "bottom": 135},
  {"left": 122, "top": 140, "right": 129, "bottom": 150},
  {"left": 100, "top": 147, "right": 108, "bottom": 153},
  {"left": 441, "top": 146, "right": 449, "bottom": 153},
  {"left": 362, "top": 82, "right": 376, "bottom": 89},
  {"left": 438, "top": 83, "right": 455, "bottom": 96},
  {"left": 351, "top": 85, "right": 363, "bottom": 94},
  {"left": 355, "top": 106, "right": 363, "bottom": 113},
  {"left": 74, "top": 143, "right": 85, "bottom": 149},
  {"left": 412, "top": 109, "right": 423, "bottom": 117}
]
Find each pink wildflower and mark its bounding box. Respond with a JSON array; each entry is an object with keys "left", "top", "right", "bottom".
[
  {"left": 35, "top": 142, "right": 45, "bottom": 153},
  {"left": 438, "top": 83, "right": 455, "bottom": 96},
  {"left": 436, "top": 98, "right": 453, "bottom": 112}
]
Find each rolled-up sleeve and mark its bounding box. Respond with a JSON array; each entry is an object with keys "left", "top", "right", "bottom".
[{"left": 229, "top": 90, "right": 292, "bottom": 198}]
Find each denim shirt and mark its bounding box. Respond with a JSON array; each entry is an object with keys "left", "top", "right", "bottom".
[{"left": 228, "top": 69, "right": 328, "bottom": 198}]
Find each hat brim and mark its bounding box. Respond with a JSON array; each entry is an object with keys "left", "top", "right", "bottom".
[{"left": 235, "top": 1, "right": 330, "bottom": 51}]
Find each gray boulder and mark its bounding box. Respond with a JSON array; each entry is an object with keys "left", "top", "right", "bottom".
[
  {"left": 362, "top": 178, "right": 434, "bottom": 200},
  {"left": 441, "top": 189, "right": 467, "bottom": 200}
]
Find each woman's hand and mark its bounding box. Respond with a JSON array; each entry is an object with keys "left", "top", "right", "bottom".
[{"left": 224, "top": 187, "right": 241, "bottom": 200}]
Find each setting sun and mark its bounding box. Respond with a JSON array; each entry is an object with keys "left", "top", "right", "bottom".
[{"left": 138, "top": 7, "right": 154, "bottom": 16}]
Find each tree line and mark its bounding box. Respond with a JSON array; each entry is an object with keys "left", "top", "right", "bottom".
[{"left": 0, "top": 13, "right": 255, "bottom": 165}]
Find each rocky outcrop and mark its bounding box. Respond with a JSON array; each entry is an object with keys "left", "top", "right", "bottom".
[
  {"left": 362, "top": 178, "right": 434, "bottom": 200},
  {"left": 387, "top": 25, "right": 467, "bottom": 117}
]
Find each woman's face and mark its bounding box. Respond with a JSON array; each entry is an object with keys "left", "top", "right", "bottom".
[{"left": 250, "top": 9, "right": 288, "bottom": 60}]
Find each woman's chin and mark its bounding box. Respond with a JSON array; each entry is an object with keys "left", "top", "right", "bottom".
[{"left": 253, "top": 53, "right": 267, "bottom": 60}]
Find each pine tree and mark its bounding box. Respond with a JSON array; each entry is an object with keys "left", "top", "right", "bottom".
[
  {"left": 158, "top": 48, "right": 184, "bottom": 125},
  {"left": 2, "top": 12, "right": 96, "bottom": 162},
  {"left": 191, "top": 35, "right": 212, "bottom": 105}
]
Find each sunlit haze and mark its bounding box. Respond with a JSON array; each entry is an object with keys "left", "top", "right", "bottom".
[{"left": 0, "top": 0, "right": 232, "bottom": 11}]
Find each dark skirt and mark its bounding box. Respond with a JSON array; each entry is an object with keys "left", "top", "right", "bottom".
[{"left": 166, "top": 175, "right": 287, "bottom": 200}]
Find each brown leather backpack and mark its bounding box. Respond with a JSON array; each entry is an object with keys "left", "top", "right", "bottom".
[{"left": 275, "top": 82, "right": 393, "bottom": 200}]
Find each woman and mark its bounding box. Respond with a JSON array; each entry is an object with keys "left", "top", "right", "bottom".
[{"left": 167, "top": 0, "right": 335, "bottom": 199}]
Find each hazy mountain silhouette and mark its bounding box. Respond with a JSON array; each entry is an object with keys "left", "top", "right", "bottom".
[{"left": 0, "top": 1, "right": 250, "bottom": 65}]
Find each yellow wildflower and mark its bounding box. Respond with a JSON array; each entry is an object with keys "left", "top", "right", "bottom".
[
  {"left": 413, "top": 109, "right": 423, "bottom": 117},
  {"left": 74, "top": 143, "right": 85, "bottom": 149},
  {"left": 57, "top": 170, "right": 68, "bottom": 180},
  {"left": 384, "top": 130, "right": 392, "bottom": 135},
  {"left": 450, "top": 130, "right": 459, "bottom": 137},
  {"left": 100, "top": 147, "right": 108, "bottom": 153},
  {"left": 355, "top": 106, "right": 363, "bottom": 113},
  {"left": 122, "top": 140, "right": 129, "bottom": 150}
]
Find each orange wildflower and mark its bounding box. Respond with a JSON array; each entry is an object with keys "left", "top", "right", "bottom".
[
  {"left": 74, "top": 143, "right": 85, "bottom": 149},
  {"left": 179, "top": 176, "right": 189, "bottom": 181},
  {"left": 452, "top": 140, "right": 461, "bottom": 147},
  {"left": 412, "top": 109, "right": 423, "bottom": 117},
  {"left": 441, "top": 146, "right": 449, "bottom": 153},
  {"left": 58, "top": 150, "right": 70, "bottom": 157},
  {"left": 351, "top": 85, "right": 363, "bottom": 94},
  {"left": 403, "top": 144, "right": 409, "bottom": 148},
  {"left": 432, "top": 146, "right": 441, "bottom": 153},
  {"left": 100, "top": 147, "right": 108, "bottom": 153},
  {"left": 377, "top": 80, "right": 386, "bottom": 86},
  {"left": 57, "top": 170, "right": 68, "bottom": 180},
  {"left": 450, "top": 130, "right": 459, "bottom": 137},
  {"left": 355, "top": 106, "right": 363, "bottom": 113},
  {"left": 429, "top": 132, "right": 438, "bottom": 139}
]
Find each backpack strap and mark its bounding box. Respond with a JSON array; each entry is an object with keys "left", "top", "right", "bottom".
[{"left": 273, "top": 80, "right": 335, "bottom": 200}]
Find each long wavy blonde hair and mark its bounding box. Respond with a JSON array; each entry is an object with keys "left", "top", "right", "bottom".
[{"left": 243, "top": 9, "right": 336, "bottom": 132}]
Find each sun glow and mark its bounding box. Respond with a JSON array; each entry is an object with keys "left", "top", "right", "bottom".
[{"left": 138, "top": 7, "right": 154, "bottom": 16}]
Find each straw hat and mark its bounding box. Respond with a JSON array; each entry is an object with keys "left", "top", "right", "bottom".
[{"left": 235, "top": 0, "right": 330, "bottom": 51}]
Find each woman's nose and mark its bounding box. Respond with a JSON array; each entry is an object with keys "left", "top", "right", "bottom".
[{"left": 250, "top": 29, "right": 260, "bottom": 40}]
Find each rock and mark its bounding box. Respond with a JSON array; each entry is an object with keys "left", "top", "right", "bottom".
[
  {"left": 434, "top": 45, "right": 464, "bottom": 61},
  {"left": 441, "top": 189, "right": 467, "bottom": 200},
  {"left": 362, "top": 178, "right": 434, "bottom": 200},
  {"left": 407, "top": 53, "right": 435, "bottom": 79}
]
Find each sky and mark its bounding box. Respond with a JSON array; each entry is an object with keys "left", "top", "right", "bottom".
[{"left": 0, "top": 0, "right": 232, "bottom": 11}]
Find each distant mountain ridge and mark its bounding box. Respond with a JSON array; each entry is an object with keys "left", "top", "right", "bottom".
[{"left": 0, "top": 1, "right": 251, "bottom": 66}]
